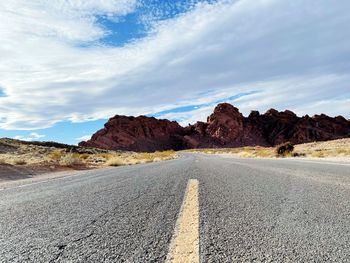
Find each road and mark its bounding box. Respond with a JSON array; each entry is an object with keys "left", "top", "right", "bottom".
[{"left": 0, "top": 154, "right": 350, "bottom": 262}]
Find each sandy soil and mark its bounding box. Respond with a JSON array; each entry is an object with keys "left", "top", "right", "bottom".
[
  {"left": 218, "top": 153, "right": 350, "bottom": 164},
  {"left": 0, "top": 138, "right": 177, "bottom": 189}
]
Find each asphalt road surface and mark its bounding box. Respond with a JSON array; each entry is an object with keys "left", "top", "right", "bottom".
[{"left": 1, "top": 154, "right": 349, "bottom": 262}]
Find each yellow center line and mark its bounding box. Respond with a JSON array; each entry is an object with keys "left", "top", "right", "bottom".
[{"left": 166, "top": 179, "right": 199, "bottom": 263}]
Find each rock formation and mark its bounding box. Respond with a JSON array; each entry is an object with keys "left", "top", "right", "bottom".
[
  {"left": 79, "top": 115, "right": 185, "bottom": 152},
  {"left": 79, "top": 103, "right": 350, "bottom": 151}
]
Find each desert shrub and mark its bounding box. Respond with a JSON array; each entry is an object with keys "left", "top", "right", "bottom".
[
  {"left": 335, "top": 148, "right": 350, "bottom": 156},
  {"left": 106, "top": 150, "right": 176, "bottom": 167},
  {"left": 276, "top": 142, "right": 294, "bottom": 157},
  {"left": 95, "top": 153, "right": 113, "bottom": 159},
  {"left": 106, "top": 156, "right": 126, "bottom": 166},
  {"left": 78, "top": 153, "right": 90, "bottom": 160},
  {"left": 254, "top": 148, "right": 275, "bottom": 158},
  {"left": 14, "top": 159, "right": 27, "bottom": 165},
  {"left": 59, "top": 153, "right": 81, "bottom": 166},
  {"left": 49, "top": 149, "right": 64, "bottom": 161},
  {"left": 292, "top": 152, "right": 306, "bottom": 157},
  {"left": 154, "top": 150, "right": 177, "bottom": 160},
  {"left": 0, "top": 141, "right": 17, "bottom": 153},
  {"left": 310, "top": 150, "right": 326, "bottom": 158},
  {"left": 238, "top": 151, "right": 254, "bottom": 158}
]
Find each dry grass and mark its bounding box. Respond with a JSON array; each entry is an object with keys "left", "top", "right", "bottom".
[
  {"left": 0, "top": 138, "right": 178, "bottom": 168},
  {"left": 59, "top": 153, "right": 82, "bottom": 166},
  {"left": 13, "top": 159, "right": 27, "bottom": 165},
  {"left": 188, "top": 146, "right": 276, "bottom": 158},
  {"left": 294, "top": 138, "right": 350, "bottom": 158},
  {"left": 2, "top": 136, "right": 349, "bottom": 168},
  {"left": 187, "top": 138, "right": 350, "bottom": 159},
  {"left": 48, "top": 149, "right": 64, "bottom": 161},
  {"left": 106, "top": 150, "right": 177, "bottom": 166}
]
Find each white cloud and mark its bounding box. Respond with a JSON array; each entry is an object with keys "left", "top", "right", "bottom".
[
  {"left": 0, "top": 0, "right": 349, "bottom": 130},
  {"left": 14, "top": 132, "right": 46, "bottom": 141},
  {"left": 157, "top": 74, "right": 350, "bottom": 125},
  {"left": 0, "top": 0, "right": 137, "bottom": 43},
  {"left": 76, "top": 135, "right": 92, "bottom": 142}
]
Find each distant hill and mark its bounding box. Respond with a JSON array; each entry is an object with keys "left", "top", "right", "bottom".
[{"left": 79, "top": 103, "right": 350, "bottom": 152}]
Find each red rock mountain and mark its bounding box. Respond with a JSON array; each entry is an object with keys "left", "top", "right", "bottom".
[{"left": 79, "top": 103, "right": 350, "bottom": 151}]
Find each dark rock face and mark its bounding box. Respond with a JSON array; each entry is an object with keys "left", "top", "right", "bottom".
[
  {"left": 79, "top": 103, "right": 350, "bottom": 151},
  {"left": 79, "top": 115, "right": 185, "bottom": 152}
]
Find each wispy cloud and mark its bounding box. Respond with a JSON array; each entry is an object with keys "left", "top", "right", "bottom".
[
  {"left": 14, "top": 132, "right": 46, "bottom": 141},
  {"left": 76, "top": 135, "right": 92, "bottom": 142},
  {"left": 0, "top": 0, "right": 349, "bottom": 131}
]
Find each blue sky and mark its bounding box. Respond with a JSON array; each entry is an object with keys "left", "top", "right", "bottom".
[
  {"left": 0, "top": 88, "right": 5, "bottom": 97},
  {"left": 0, "top": 0, "right": 350, "bottom": 144}
]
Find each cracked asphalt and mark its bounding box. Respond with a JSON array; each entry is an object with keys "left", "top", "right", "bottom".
[{"left": 1, "top": 154, "right": 350, "bottom": 262}]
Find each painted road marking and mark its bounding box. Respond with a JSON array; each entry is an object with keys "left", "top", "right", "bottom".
[{"left": 166, "top": 179, "right": 199, "bottom": 263}]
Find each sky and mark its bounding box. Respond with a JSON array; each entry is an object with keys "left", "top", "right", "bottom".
[{"left": 0, "top": 0, "right": 349, "bottom": 144}]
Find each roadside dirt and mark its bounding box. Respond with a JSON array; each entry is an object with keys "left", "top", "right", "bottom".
[{"left": 0, "top": 164, "right": 91, "bottom": 189}]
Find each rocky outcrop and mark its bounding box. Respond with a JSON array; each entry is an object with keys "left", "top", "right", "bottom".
[
  {"left": 79, "top": 103, "right": 350, "bottom": 151},
  {"left": 79, "top": 115, "right": 185, "bottom": 152}
]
